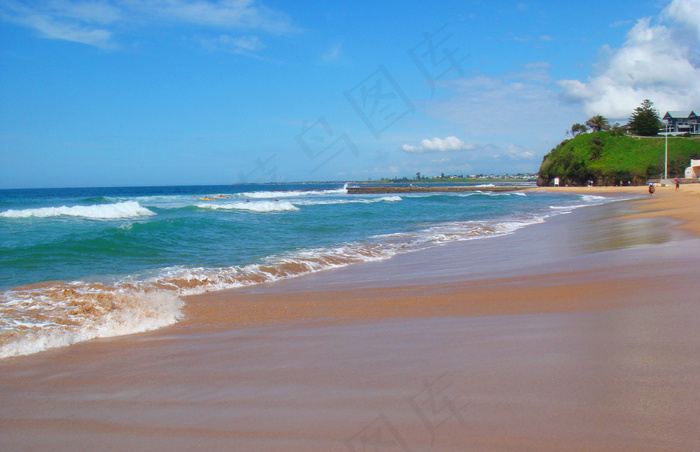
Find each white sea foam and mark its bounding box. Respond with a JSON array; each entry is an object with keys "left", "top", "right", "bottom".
[
  {"left": 549, "top": 205, "right": 581, "bottom": 211},
  {"left": 580, "top": 194, "right": 608, "bottom": 203},
  {"left": 549, "top": 193, "right": 616, "bottom": 212},
  {"left": 0, "top": 201, "right": 155, "bottom": 220},
  {"left": 146, "top": 242, "right": 397, "bottom": 297},
  {"left": 294, "top": 195, "right": 402, "bottom": 206},
  {"left": 0, "top": 289, "right": 183, "bottom": 359},
  {"left": 195, "top": 195, "right": 398, "bottom": 211},
  {"left": 420, "top": 216, "right": 546, "bottom": 245},
  {"left": 197, "top": 200, "right": 299, "bottom": 212},
  {"left": 242, "top": 187, "right": 348, "bottom": 199}
]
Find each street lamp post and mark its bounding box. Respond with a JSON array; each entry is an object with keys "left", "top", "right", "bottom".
[{"left": 664, "top": 123, "right": 668, "bottom": 180}]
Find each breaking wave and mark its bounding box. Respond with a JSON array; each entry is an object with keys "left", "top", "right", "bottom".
[
  {"left": 196, "top": 200, "right": 299, "bottom": 212},
  {"left": 0, "top": 213, "right": 545, "bottom": 358},
  {"left": 0, "top": 188, "right": 616, "bottom": 359},
  {"left": 0, "top": 288, "right": 183, "bottom": 359},
  {"left": 0, "top": 201, "right": 155, "bottom": 220},
  {"left": 242, "top": 187, "right": 348, "bottom": 199}
]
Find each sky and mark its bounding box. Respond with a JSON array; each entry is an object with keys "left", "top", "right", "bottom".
[{"left": 1, "top": 0, "right": 699, "bottom": 188}]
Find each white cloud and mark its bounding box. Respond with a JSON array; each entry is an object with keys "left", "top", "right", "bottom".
[
  {"left": 320, "top": 42, "right": 346, "bottom": 65},
  {"left": 505, "top": 144, "right": 534, "bottom": 159},
  {"left": 0, "top": 0, "right": 296, "bottom": 50},
  {"left": 198, "top": 34, "right": 264, "bottom": 54},
  {"left": 49, "top": 0, "right": 122, "bottom": 24},
  {"left": 663, "top": 0, "right": 700, "bottom": 40},
  {"left": 25, "top": 12, "right": 115, "bottom": 47},
  {"left": 402, "top": 136, "right": 473, "bottom": 153},
  {"left": 418, "top": 62, "right": 580, "bottom": 174},
  {"left": 123, "top": 0, "right": 296, "bottom": 34},
  {"left": 322, "top": 43, "right": 341, "bottom": 61},
  {"left": 426, "top": 66, "right": 578, "bottom": 139},
  {"left": 558, "top": 0, "right": 700, "bottom": 120},
  {"left": 609, "top": 20, "right": 633, "bottom": 28},
  {"left": 0, "top": 0, "right": 117, "bottom": 48}
]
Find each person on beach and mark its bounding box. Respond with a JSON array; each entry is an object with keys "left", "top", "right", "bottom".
[
  {"left": 675, "top": 178, "right": 680, "bottom": 190},
  {"left": 649, "top": 183, "right": 655, "bottom": 196}
]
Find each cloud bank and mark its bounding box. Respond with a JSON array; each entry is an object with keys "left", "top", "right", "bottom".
[
  {"left": 402, "top": 136, "right": 473, "bottom": 153},
  {"left": 558, "top": 0, "right": 700, "bottom": 120}
]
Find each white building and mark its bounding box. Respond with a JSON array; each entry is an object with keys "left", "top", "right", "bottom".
[{"left": 685, "top": 160, "right": 700, "bottom": 179}]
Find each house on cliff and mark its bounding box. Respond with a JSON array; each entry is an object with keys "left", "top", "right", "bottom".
[{"left": 663, "top": 111, "right": 699, "bottom": 134}]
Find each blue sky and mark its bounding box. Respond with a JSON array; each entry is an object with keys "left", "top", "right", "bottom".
[{"left": 1, "top": 0, "right": 699, "bottom": 188}]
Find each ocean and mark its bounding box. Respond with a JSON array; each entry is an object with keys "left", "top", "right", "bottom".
[{"left": 0, "top": 183, "right": 617, "bottom": 358}]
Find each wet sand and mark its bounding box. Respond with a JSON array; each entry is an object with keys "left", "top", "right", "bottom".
[{"left": 1, "top": 185, "right": 699, "bottom": 451}]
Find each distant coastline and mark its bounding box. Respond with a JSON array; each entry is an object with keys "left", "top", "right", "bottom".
[{"left": 346, "top": 184, "right": 529, "bottom": 194}]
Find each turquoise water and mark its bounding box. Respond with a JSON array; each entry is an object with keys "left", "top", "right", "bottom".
[{"left": 0, "top": 183, "right": 614, "bottom": 357}]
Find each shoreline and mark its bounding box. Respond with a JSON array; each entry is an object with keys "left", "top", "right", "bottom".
[
  {"left": 531, "top": 184, "right": 700, "bottom": 235},
  {"left": 1, "top": 185, "right": 699, "bottom": 451},
  {"left": 175, "top": 184, "right": 696, "bottom": 332}
]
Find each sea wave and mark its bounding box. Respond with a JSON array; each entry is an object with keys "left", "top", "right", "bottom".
[
  {"left": 241, "top": 187, "right": 348, "bottom": 199},
  {"left": 0, "top": 201, "right": 156, "bottom": 220},
  {"left": 196, "top": 200, "right": 299, "bottom": 212},
  {"left": 194, "top": 196, "right": 399, "bottom": 211},
  {"left": 294, "top": 195, "right": 402, "bottom": 206},
  {"left": 0, "top": 212, "right": 547, "bottom": 358},
  {"left": 1, "top": 189, "right": 608, "bottom": 360},
  {"left": 0, "top": 288, "right": 183, "bottom": 359},
  {"left": 580, "top": 194, "right": 608, "bottom": 203},
  {"left": 549, "top": 193, "right": 615, "bottom": 212},
  {"left": 375, "top": 215, "right": 546, "bottom": 248}
]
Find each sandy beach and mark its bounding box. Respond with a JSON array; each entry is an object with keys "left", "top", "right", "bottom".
[{"left": 1, "top": 184, "right": 699, "bottom": 451}]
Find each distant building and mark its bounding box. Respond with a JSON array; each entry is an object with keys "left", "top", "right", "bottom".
[{"left": 663, "top": 111, "right": 699, "bottom": 134}]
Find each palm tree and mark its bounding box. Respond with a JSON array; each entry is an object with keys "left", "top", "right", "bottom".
[{"left": 586, "top": 115, "right": 610, "bottom": 132}]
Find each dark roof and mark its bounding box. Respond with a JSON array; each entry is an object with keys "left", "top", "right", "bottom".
[{"left": 663, "top": 111, "right": 698, "bottom": 119}]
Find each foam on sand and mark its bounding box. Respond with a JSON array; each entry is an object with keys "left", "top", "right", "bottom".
[{"left": 0, "top": 287, "right": 183, "bottom": 359}]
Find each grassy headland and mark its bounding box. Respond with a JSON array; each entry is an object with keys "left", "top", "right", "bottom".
[{"left": 538, "top": 132, "right": 700, "bottom": 186}]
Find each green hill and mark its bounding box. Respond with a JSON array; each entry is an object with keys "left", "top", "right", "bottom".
[{"left": 537, "top": 132, "right": 700, "bottom": 186}]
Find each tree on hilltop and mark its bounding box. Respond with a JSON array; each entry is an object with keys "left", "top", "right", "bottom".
[
  {"left": 570, "top": 123, "right": 588, "bottom": 136},
  {"left": 610, "top": 122, "right": 628, "bottom": 137},
  {"left": 628, "top": 99, "right": 662, "bottom": 136},
  {"left": 586, "top": 115, "right": 610, "bottom": 132}
]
